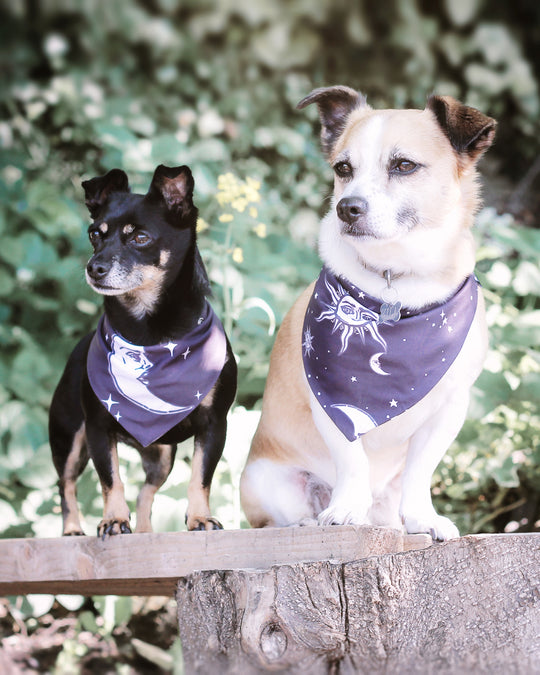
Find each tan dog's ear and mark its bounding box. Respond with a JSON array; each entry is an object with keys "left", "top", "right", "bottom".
[
  {"left": 297, "top": 86, "right": 368, "bottom": 157},
  {"left": 427, "top": 95, "right": 497, "bottom": 166}
]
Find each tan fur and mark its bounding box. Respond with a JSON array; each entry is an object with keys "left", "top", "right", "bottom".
[
  {"left": 59, "top": 423, "right": 87, "bottom": 535},
  {"left": 241, "top": 90, "right": 495, "bottom": 539},
  {"left": 135, "top": 443, "right": 175, "bottom": 533}
]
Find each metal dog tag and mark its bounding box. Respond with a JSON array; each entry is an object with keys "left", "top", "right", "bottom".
[
  {"left": 379, "top": 270, "right": 401, "bottom": 324},
  {"left": 380, "top": 300, "right": 402, "bottom": 324}
]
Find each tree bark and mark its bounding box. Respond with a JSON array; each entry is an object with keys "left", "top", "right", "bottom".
[{"left": 177, "top": 533, "right": 540, "bottom": 674}]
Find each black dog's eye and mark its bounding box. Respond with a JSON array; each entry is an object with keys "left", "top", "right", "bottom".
[
  {"left": 132, "top": 232, "right": 151, "bottom": 246},
  {"left": 334, "top": 161, "right": 353, "bottom": 179},
  {"left": 89, "top": 230, "right": 100, "bottom": 245},
  {"left": 389, "top": 158, "right": 419, "bottom": 175}
]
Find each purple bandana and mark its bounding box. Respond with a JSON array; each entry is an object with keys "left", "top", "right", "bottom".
[
  {"left": 302, "top": 267, "right": 479, "bottom": 442},
  {"left": 87, "top": 303, "right": 227, "bottom": 447}
]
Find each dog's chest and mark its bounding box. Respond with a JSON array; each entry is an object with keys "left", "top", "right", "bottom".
[{"left": 302, "top": 267, "right": 478, "bottom": 441}]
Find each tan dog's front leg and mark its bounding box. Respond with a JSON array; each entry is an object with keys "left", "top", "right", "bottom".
[
  {"left": 310, "top": 392, "right": 372, "bottom": 525},
  {"left": 399, "top": 393, "right": 469, "bottom": 541}
]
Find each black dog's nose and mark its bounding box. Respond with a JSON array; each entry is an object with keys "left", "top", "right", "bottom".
[
  {"left": 337, "top": 197, "right": 369, "bottom": 224},
  {"left": 86, "top": 260, "right": 108, "bottom": 280}
]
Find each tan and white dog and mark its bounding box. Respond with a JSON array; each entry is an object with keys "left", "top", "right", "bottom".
[{"left": 240, "top": 86, "right": 496, "bottom": 540}]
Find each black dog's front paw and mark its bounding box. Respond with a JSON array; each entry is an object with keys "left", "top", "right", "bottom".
[
  {"left": 97, "top": 519, "right": 132, "bottom": 539},
  {"left": 187, "top": 516, "right": 223, "bottom": 531}
]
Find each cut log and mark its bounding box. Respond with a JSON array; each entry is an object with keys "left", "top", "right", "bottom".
[{"left": 176, "top": 533, "right": 540, "bottom": 674}]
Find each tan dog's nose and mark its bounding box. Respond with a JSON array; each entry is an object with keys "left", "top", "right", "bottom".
[{"left": 337, "top": 197, "right": 368, "bottom": 225}]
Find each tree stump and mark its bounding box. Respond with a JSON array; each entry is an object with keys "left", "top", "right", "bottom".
[{"left": 176, "top": 533, "right": 540, "bottom": 673}]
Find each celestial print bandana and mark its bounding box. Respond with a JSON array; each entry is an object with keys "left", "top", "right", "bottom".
[
  {"left": 302, "top": 267, "right": 479, "bottom": 442},
  {"left": 87, "top": 302, "right": 227, "bottom": 447}
]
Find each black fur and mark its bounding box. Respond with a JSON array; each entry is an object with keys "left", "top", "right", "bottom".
[{"left": 49, "top": 165, "right": 237, "bottom": 536}]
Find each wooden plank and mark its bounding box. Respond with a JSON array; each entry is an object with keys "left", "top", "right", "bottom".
[{"left": 0, "top": 526, "right": 431, "bottom": 596}]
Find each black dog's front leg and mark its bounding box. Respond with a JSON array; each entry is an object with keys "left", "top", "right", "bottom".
[
  {"left": 86, "top": 421, "right": 132, "bottom": 538},
  {"left": 83, "top": 378, "right": 131, "bottom": 538},
  {"left": 186, "top": 420, "right": 227, "bottom": 531},
  {"left": 185, "top": 351, "right": 236, "bottom": 531}
]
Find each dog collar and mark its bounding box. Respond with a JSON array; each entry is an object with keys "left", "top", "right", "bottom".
[
  {"left": 302, "top": 266, "right": 479, "bottom": 441},
  {"left": 87, "top": 303, "right": 227, "bottom": 447}
]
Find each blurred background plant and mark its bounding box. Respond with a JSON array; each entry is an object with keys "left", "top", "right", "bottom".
[{"left": 0, "top": 0, "right": 538, "bottom": 671}]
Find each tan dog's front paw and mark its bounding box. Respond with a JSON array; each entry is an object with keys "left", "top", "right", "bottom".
[
  {"left": 97, "top": 518, "right": 132, "bottom": 539},
  {"left": 402, "top": 512, "right": 459, "bottom": 541},
  {"left": 318, "top": 505, "right": 369, "bottom": 527},
  {"left": 187, "top": 515, "right": 223, "bottom": 531}
]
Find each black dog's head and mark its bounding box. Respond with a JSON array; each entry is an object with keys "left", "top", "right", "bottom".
[{"left": 82, "top": 165, "right": 200, "bottom": 317}]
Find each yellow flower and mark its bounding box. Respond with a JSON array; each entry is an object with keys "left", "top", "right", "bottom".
[
  {"left": 216, "top": 173, "right": 261, "bottom": 210},
  {"left": 231, "top": 197, "right": 248, "bottom": 213},
  {"left": 196, "top": 217, "right": 209, "bottom": 233},
  {"left": 249, "top": 207, "right": 258, "bottom": 219},
  {"left": 253, "top": 223, "right": 267, "bottom": 238},
  {"left": 232, "top": 247, "right": 244, "bottom": 264},
  {"left": 219, "top": 213, "right": 234, "bottom": 223}
]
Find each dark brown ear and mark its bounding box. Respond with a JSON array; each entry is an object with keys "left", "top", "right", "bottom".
[
  {"left": 426, "top": 95, "right": 497, "bottom": 164},
  {"left": 82, "top": 169, "right": 130, "bottom": 219},
  {"left": 297, "top": 86, "right": 368, "bottom": 157},
  {"left": 147, "top": 164, "right": 194, "bottom": 218}
]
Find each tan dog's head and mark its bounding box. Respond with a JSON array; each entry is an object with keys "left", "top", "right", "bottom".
[{"left": 298, "top": 86, "right": 497, "bottom": 307}]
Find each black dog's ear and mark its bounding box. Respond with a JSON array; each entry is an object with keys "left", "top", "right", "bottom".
[
  {"left": 82, "top": 169, "right": 130, "bottom": 219},
  {"left": 147, "top": 165, "right": 194, "bottom": 219},
  {"left": 297, "top": 86, "right": 369, "bottom": 157},
  {"left": 426, "top": 95, "right": 497, "bottom": 166}
]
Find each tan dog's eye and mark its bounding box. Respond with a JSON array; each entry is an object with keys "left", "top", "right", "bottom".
[
  {"left": 390, "top": 159, "right": 419, "bottom": 175},
  {"left": 334, "top": 161, "right": 353, "bottom": 179}
]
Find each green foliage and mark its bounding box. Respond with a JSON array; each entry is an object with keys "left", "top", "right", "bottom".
[
  {"left": 434, "top": 211, "right": 540, "bottom": 534},
  {"left": 0, "top": 1, "right": 538, "bottom": 669}
]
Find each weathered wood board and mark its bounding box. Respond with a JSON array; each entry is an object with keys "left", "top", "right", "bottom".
[{"left": 0, "top": 526, "right": 430, "bottom": 596}]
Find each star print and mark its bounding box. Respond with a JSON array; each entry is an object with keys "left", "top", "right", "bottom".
[
  {"left": 165, "top": 342, "right": 177, "bottom": 356},
  {"left": 182, "top": 347, "right": 191, "bottom": 359},
  {"left": 351, "top": 376, "right": 357, "bottom": 382},
  {"left": 390, "top": 399, "right": 398, "bottom": 407},
  {"left": 303, "top": 327, "right": 315, "bottom": 357},
  {"left": 114, "top": 411, "right": 121, "bottom": 421},
  {"left": 195, "top": 390, "right": 203, "bottom": 400},
  {"left": 447, "top": 326, "right": 454, "bottom": 333},
  {"left": 440, "top": 310, "right": 445, "bottom": 318},
  {"left": 102, "top": 394, "right": 119, "bottom": 411}
]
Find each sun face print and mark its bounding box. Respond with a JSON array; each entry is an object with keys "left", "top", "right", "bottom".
[{"left": 316, "top": 275, "right": 387, "bottom": 355}]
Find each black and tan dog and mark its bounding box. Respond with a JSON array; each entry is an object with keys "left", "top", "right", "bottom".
[
  {"left": 49, "top": 165, "right": 237, "bottom": 537},
  {"left": 241, "top": 87, "right": 496, "bottom": 540}
]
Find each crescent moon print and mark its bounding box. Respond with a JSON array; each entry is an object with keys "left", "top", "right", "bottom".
[
  {"left": 108, "top": 334, "right": 194, "bottom": 415},
  {"left": 331, "top": 404, "right": 378, "bottom": 438},
  {"left": 316, "top": 276, "right": 387, "bottom": 355},
  {"left": 369, "top": 352, "right": 390, "bottom": 376}
]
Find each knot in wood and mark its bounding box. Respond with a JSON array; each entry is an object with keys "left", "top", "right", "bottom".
[{"left": 259, "top": 622, "right": 287, "bottom": 662}]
